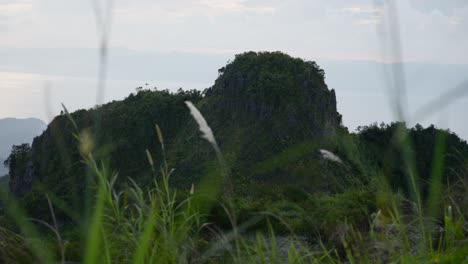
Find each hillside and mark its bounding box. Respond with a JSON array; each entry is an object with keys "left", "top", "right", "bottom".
[
  {"left": 7, "top": 52, "right": 352, "bottom": 215},
  {"left": 3, "top": 52, "right": 468, "bottom": 242},
  {"left": 0, "top": 118, "right": 46, "bottom": 176},
  {"left": 0, "top": 52, "right": 468, "bottom": 263}
]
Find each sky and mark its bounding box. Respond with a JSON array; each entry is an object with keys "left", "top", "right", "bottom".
[{"left": 1, "top": 0, "right": 468, "bottom": 139}]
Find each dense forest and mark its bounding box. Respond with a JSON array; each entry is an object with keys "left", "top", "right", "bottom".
[{"left": 1, "top": 52, "right": 467, "bottom": 263}]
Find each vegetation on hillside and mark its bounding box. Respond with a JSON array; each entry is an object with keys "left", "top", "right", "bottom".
[{"left": 0, "top": 52, "right": 467, "bottom": 263}]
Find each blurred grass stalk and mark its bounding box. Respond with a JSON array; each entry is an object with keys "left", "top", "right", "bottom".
[
  {"left": 375, "top": 0, "right": 467, "bottom": 260},
  {"left": 0, "top": 0, "right": 467, "bottom": 263}
]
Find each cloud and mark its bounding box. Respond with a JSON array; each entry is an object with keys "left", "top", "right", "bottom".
[
  {"left": 0, "top": 0, "right": 32, "bottom": 29},
  {"left": 448, "top": 15, "right": 463, "bottom": 25},
  {"left": 409, "top": 0, "right": 468, "bottom": 14},
  {"left": 0, "top": 0, "right": 32, "bottom": 18},
  {"left": 114, "top": 0, "right": 275, "bottom": 25},
  {"left": 1, "top": 0, "right": 468, "bottom": 64},
  {"left": 199, "top": 0, "right": 275, "bottom": 14},
  {"left": 341, "top": 6, "right": 381, "bottom": 14},
  {"left": 340, "top": 6, "right": 383, "bottom": 25},
  {"left": 0, "top": 2, "right": 31, "bottom": 11}
]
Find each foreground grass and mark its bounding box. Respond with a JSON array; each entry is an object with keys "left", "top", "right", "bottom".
[{"left": 0, "top": 103, "right": 467, "bottom": 263}]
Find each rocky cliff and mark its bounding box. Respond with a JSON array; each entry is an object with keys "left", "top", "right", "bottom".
[
  {"left": 203, "top": 51, "right": 340, "bottom": 140},
  {"left": 8, "top": 52, "right": 344, "bottom": 214}
]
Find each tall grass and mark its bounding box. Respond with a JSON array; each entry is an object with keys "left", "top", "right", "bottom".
[
  {"left": 0, "top": 0, "right": 467, "bottom": 263},
  {"left": 1, "top": 97, "right": 465, "bottom": 263},
  {"left": 55, "top": 104, "right": 327, "bottom": 263}
]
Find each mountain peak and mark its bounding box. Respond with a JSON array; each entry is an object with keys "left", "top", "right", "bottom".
[
  {"left": 5, "top": 52, "right": 344, "bottom": 198},
  {"left": 203, "top": 51, "right": 340, "bottom": 139}
]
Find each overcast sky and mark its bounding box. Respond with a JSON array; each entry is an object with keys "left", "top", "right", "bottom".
[{"left": 1, "top": 0, "right": 468, "bottom": 139}]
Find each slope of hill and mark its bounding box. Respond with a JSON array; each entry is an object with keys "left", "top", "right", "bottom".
[
  {"left": 0, "top": 118, "right": 46, "bottom": 176},
  {"left": 6, "top": 52, "right": 350, "bottom": 215},
  {"left": 4, "top": 51, "right": 468, "bottom": 231}
]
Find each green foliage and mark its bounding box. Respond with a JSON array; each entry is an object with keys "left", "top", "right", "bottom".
[
  {"left": 0, "top": 52, "right": 467, "bottom": 263},
  {"left": 357, "top": 122, "right": 468, "bottom": 198},
  {"left": 307, "top": 188, "right": 376, "bottom": 238},
  {"left": 0, "top": 227, "right": 36, "bottom": 263},
  {"left": 9, "top": 52, "right": 347, "bottom": 221},
  {"left": 4, "top": 144, "right": 31, "bottom": 178}
]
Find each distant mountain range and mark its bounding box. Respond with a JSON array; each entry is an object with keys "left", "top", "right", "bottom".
[{"left": 0, "top": 118, "right": 47, "bottom": 176}]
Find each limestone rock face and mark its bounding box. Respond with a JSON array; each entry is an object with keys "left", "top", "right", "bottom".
[
  {"left": 203, "top": 52, "right": 341, "bottom": 142},
  {"left": 170, "top": 52, "right": 344, "bottom": 185},
  {"left": 9, "top": 160, "right": 34, "bottom": 197},
  {"left": 9, "top": 51, "right": 344, "bottom": 209}
]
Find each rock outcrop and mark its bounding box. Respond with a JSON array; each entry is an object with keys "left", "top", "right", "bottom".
[
  {"left": 203, "top": 51, "right": 340, "bottom": 140},
  {"left": 9, "top": 160, "right": 34, "bottom": 197},
  {"left": 8, "top": 51, "right": 343, "bottom": 210}
]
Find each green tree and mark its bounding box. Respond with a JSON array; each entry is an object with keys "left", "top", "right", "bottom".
[{"left": 4, "top": 144, "right": 31, "bottom": 178}]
